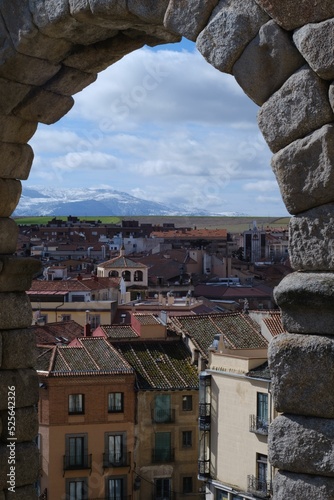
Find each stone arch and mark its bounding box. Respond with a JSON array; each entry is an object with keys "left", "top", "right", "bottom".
[{"left": 1, "top": 1, "right": 334, "bottom": 499}]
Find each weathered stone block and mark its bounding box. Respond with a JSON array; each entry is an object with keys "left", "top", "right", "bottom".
[
  {"left": 258, "top": 66, "right": 334, "bottom": 153},
  {"left": 0, "top": 115, "right": 37, "bottom": 144},
  {"left": 0, "top": 218, "right": 18, "bottom": 254},
  {"left": 64, "top": 34, "right": 148, "bottom": 73},
  {"left": 13, "top": 89, "right": 74, "bottom": 125},
  {"left": 0, "top": 442, "right": 39, "bottom": 490},
  {"left": 274, "top": 272, "right": 334, "bottom": 334},
  {"left": 0, "top": 143, "right": 34, "bottom": 180},
  {"left": 289, "top": 203, "right": 334, "bottom": 271},
  {"left": 269, "top": 414, "right": 334, "bottom": 476},
  {"left": 5, "top": 484, "right": 37, "bottom": 500},
  {"left": 269, "top": 333, "right": 334, "bottom": 417},
  {"left": 1, "top": 329, "right": 36, "bottom": 369},
  {"left": 233, "top": 20, "right": 304, "bottom": 106},
  {"left": 128, "top": 0, "right": 170, "bottom": 24},
  {"left": 271, "top": 124, "right": 334, "bottom": 214},
  {"left": 0, "top": 369, "right": 38, "bottom": 411},
  {"left": 293, "top": 19, "right": 334, "bottom": 81},
  {"left": 45, "top": 66, "right": 97, "bottom": 96},
  {"left": 164, "top": 0, "right": 219, "bottom": 41},
  {"left": 0, "top": 406, "right": 38, "bottom": 442},
  {"left": 196, "top": 0, "right": 270, "bottom": 74},
  {"left": 0, "top": 292, "right": 32, "bottom": 330},
  {"left": 0, "top": 51, "right": 61, "bottom": 87},
  {"left": 0, "top": 179, "right": 21, "bottom": 217},
  {"left": 273, "top": 471, "right": 334, "bottom": 500},
  {"left": 0, "top": 78, "right": 31, "bottom": 115},
  {"left": 254, "top": 0, "right": 334, "bottom": 31}
]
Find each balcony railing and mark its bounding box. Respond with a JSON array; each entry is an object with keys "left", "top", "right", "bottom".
[
  {"left": 63, "top": 453, "right": 92, "bottom": 471},
  {"left": 249, "top": 415, "right": 269, "bottom": 435},
  {"left": 199, "top": 403, "right": 211, "bottom": 430},
  {"left": 198, "top": 459, "right": 210, "bottom": 478},
  {"left": 103, "top": 451, "right": 131, "bottom": 468},
  {"left": 151, "top": 408, "right": 175, "bottom": 424},
  {"left": 247, "top": 475, "right": 272, "bottom": 498},
  {"left": 151, "top": 448, "right": 175, "bottom": 463}
]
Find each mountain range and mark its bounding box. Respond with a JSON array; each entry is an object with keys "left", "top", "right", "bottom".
[{"left": 14, "top": 186, "right": 241, "bottom": 217}]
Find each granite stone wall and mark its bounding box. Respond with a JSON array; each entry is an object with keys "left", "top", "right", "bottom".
[{"left": 0, "top": 1, "right": 333, "bottom": 498}]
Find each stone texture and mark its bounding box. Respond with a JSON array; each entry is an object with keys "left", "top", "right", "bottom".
[
  {"left": 269, "top": 333, "right": 334, "bottom": 417},
  {"left": 233, "top": 20, "right": 304, "bottom": 106},
  {"left": 0, "top": 179, "right": 21, "bottom": 217},
  {"left": 0, "top": 369, "right": 38, "bottom": 411},
  {"left": 273, "top": 471, "right": 334, "bottom": 500},
  {"left": 164, "top": 0, "right": 219, "bottom": 41},
  {"left": 0, "top": 115, "right": 37, "bottom": 144},
  {"left": 289, "top": 203, "right": 334, "bottom": 271},
  {"left": 0, "top": 78, "right": 31, "bottom": 115},
  {"left": 0, "top": 51, "right": 61, "bottom": 87},
  {"left": 258, "top": 66, "right": 334, "bottom": 153},
  {"left": 0, "top": 292, "right": 32, "bottom": 330},
  {"left": 255, "top": 0, "right": 334, "bottom": 31},
  {"left": 0, "top": 406, "right": 38, "bottom": 442},
  {"left": 269, "top": 414, "right": 334, "bottom": 476},
  {"left": 5, "top": 485, "right": 37, "bottom": 500},
  {"left": 196, "top": 0, "right": 270, "bottom": 74},
  {"left": 271, "top": 124, "right": 334, "bottom": 214},
  {"left": 293, "top": 19, "right": 334, "bottom": 81},
  {"left": 44, "top": 66, "right": 97, "bottom": 96},
  {"left": 329, "top": 83, "right": 334, "bottom": 115},
  {"left": 0, "top": 442, "right": 39, "bottom": 490},
  {"left": 0, "top": 219, "right": 19, "bottom": 254},
  {"left": 0, "top": 255, "right": 41, "bottom": 293},
  {"left": 128, "top": 0, "right": 170, "bottom": 24},
  {"left": 64, "top": 33, "right": 149, "bottom": 73},
  {"left": 1, "top": 329, "right": 36, "bottom": 369},
  {"left": 13, "top": 89, "right": 74, "bottom": 125},
  {"left": 274, "top": 272, "right": 334, "bottom": 334},
  {"left": 0, "top": 143, "right": 34, "bottom": 180}
]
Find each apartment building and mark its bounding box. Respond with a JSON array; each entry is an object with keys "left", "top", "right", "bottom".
[{"left": 36, "top": 337, "right": 136, "bottom": 500}]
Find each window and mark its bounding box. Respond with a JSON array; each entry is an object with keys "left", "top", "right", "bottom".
[
  {"left": 122, "top": 270, "right": 131, "bottom": 282},
  {"left": 182, "top": 395, "right": 192, "bottom": 411},
  {"left": 65, "top": 434, "right": 89, "bottom": 469},
  {"left": 109, "top": 270, "right": 119, "bottom": 277},
  {"left": 66, "top": 478, "right": 88, "bottom": 500},
  {"left": 106, "top": 433, "right": 126, "bottom": 466},
  {"left": 134, "top": 270, "right": 143, "bottom": 282},
  {"left": 62, "top": 314, "right": 71, "bottom": 322},
  {"left": 216, "top": 491, "right": 228, "bottom": 500},
  {"left": 108, "top": 392, "right": 124, "bottom": 413},
  {"left": 69, "top": 394, "right": 84, "bottom": 415},
  {"left": 154, "top": 394, "right": 171, "bottom": 423},
  {"left": 257, "top": 392, "right": 268, "bottom": 430},
  {"left": 155, "top": 478, "right": 171, "bottom": 500},
  {"left": 257, "top": 454, "right": 268, "bottom": 492},
  {"left": 108, "top": 477, "right": 125, "bottom": 500},
  {"left": 154, "top": 432, "right": 172, "bottom": 462},
  {"left": 182, "top": 477, "right": 193, "bottom": 494},
  {"left": 182, "top": 431, "right": 192, "bottom": 448},
  {"left": 89, "top": 314, "right": 100, "bottom": 329}
]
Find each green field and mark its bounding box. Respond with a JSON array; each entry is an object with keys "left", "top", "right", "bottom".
[{"left": 14, "top": 215, "right": 290, "bottom": 233}]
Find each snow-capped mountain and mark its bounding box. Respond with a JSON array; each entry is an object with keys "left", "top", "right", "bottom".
[{"left": 14, "top": 186, "right": 218, "bottom": 217}]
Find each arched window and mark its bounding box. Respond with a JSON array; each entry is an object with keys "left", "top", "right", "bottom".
[
  {"left": 122, "top": 270, "right": 131, "bottom": 282},
  {"left": 109, "top": 270, "right": 119, "bottom": 277},
  {"left": 134, "top": 270, "right": 143, "bottom": 282}
]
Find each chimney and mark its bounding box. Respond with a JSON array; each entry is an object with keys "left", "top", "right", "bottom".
[{"left": 84, "top": 323, "right": 91, "bottom": 337}]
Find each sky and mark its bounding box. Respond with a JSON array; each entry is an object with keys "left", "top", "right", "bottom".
[{"left": 27, "top": 38, "right": 289, "bottom": 217}]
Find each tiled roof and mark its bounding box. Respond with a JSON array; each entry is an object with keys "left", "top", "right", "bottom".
[
  {"left": 98, "top": 256, "right": 147, "bottom": 269},
  {"left": 96, "top": 325, "right": 139, "bottom": 339},
  {"left": 194, "top": 284, "right": 272, "bottom": 300},
  {"left": 30, "top": 320, "right": 84, "bottom": 345},
  {"left": 115, "top": 340, "right": 199, "bottom": 390},
  {"left": 263, "top": 311, "right": 285, "bottom": 337},
  {"left": 150, "top": 228, "right": 227, "bottom": 238},
  {"left": 170, "top": 313, "right": 267, "bottom": 357},
  {"left": 36, "top": 337, "right": 134, "bottom": 376},
  {"left": 134, "top": 314, "right": 161, "bottom": 325},
  {"left": 29, "top": 277, "right": 120, "bottom": 293}
]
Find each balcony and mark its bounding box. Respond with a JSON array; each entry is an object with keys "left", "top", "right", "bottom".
[
  {"left": 199, "top": 403, "right": 211, "bottom": 430},
  {"left": 247, "top": 475, "right": 272, "bottom": 498},
  {"left": 198, "top": 459, "right": 210, "bottom": 478},
  {"left": 151, "top": 448, "right": 175, "bottom": 463},
  {"left": 249, "top": 415, "right": 268, "bottom": 435},
  {"left": 63, "top": 453, "right": 92, "bottom": 471},
  {"left": 103, "top": 451, "right": 131, "bottom": 468},
  {"left": 151, "top": 408, "right": 175, "bottom": 424}
]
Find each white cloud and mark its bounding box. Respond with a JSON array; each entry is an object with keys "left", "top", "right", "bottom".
[{"left": 243, "top": 180, "right": 280, "bottom": 192}]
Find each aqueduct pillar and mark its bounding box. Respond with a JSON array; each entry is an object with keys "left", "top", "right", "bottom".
[{"left": 0, "top": 1, "right": 334, "bottom": 498}]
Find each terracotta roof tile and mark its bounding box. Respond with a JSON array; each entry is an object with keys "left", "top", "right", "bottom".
[
  {"left": 97, "top": 325, "right": 139, "bottom": 339},
  {"left": 30, "top": 320, "right": 84, "bottom": 345},
  {"left": 263, "top": 311, "right": 286, "bottom": 337},
  {"left": 98, "top": 256, "right": 146, "bottom": 269}
]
